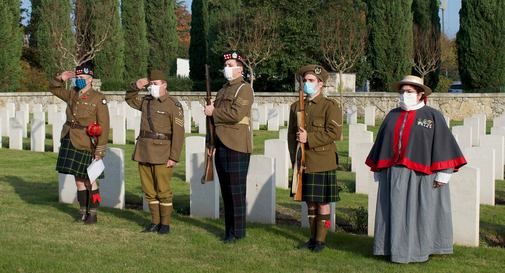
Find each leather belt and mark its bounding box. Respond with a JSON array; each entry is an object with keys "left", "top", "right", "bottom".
[
  {"left": 139, "top": 130, "right": 171, "bottom": 140},
  {"left": 65, "top": 121, "right": 87, "bottom": 129}
]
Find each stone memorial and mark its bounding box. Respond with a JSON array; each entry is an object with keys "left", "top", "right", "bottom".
[
  {"left": 464, "top": 147, "right": 495, "bottom": 206},
  {"left": 246, "top": 155, "right": 276, "bottom": 224},
  {"left": 185, "top": 136, "right": 206, "bottom": 182},
  {"left": 479, "top": 134, "right": 504, "bottom": 180},
  {"left": 264, "top": 139, "right": 289, "bottom": 189},
  {"left": 190, "top": 153, "right": 220, "bottom": 219}
]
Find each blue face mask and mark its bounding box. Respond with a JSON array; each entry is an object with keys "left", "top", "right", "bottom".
[
  {"left": 75, "top": 78, "right": 87, "bottom": 91},
  {"left": 303, "top": 82, "right": 318, "bottom": 95}
]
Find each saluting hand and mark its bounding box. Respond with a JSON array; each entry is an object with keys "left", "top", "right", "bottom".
[
  {"left": 59, "top": 71, "right": 75, "bottom": 82},
  {"left": 166, "top": 159, "right": 177, "bottom": 168},
  {"left": 136, "top": 78, "right": 149, "bottom": 90},
  {"left": 204, "top": 104, "right": 214, "bottom": 116},
  {"left": 296, "top": 127, "right": 307, "bottom": 143}
]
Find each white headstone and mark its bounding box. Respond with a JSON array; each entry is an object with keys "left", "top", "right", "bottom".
[
  {"left": 350, "top": 131, "right": 373, "bottom": 172},
  {"left": 0, "top": 107, "right": 9, "bottom": 136},
  {"left": 111, "top": 115, "right": 126, "bottom": 145},
  {"left": 185, "top": 136, "right": 206, "bottom": 182},
  {"left": 190, "top": 153, "right": 220, "bottom": 219},
  {"left": 353, "top": 142, "right": 374, "bottom": 194},
  {"left": 364, "top": 106, "right": 376, "bottom": 126},
  {"left": 246, "top": 155, "right": 275, "bottom": 224},
  {"left": 6, "top": 102, "right": 15, "bottom": 118},
  {"left": 451, "top": 166, "right": 480, "bottom": 247},
  {"left": 452, "top": 125, "right": 472, "bottom": 149},
  {"left": 267, "top": 108, "right": 280, "bottom": 131},
  {"left": 99, "top": 148, "right": 125, "bottom": 209},
  {"left": 58, "top": 173, "right": 77, "bottom": 204},
  {"left": 264, "top": 139, "right": 289, "bottom": 189},
  {"left": 183, "top": 108, "right": 192, "bottom": 133},
  {"left": 30, "top": 116, "right": 45, "bottom": 152},
  {"left": 126, "top": 108, "right": 139, "bottom": 130},
  {"left": 464, "top": 147, "right": 495, "bottom": 206},
  {"left": 9, "top": 118, "right": 23, "bottom": 150},
  {"left": 31, "top": 104, "right": 43, "bottom": 113},
  {"left": 52, "top": 112, "right": 66, "bottom": 153},
  {"left": 367, "top": 177, "right": 379, "bottom": 236},
  {"left": 464, "top": 117, "right": 481, "bottom": 146},
  {"left": 278, "top": 128, "right": 288, "bottom": 141},
  {"left": 251, "top": 107, "right": 260, "bottom": 130},
  {"left": 490, "top": 126, "right": 505, "bottom": 137},
  {"left": 479, "top": 134, "right": 504, "bottom": 180},
  {"left": 198, "top": 115, "right": 207, "bottom": 135},
  {"left": 473, "top": 113, "right": 486, "bottom": 135},
  {"left": 492, "top": 115, "right": 505, "bottom": 128},
  {"left": 190, "top": 101, "right": 203, "bottom": 124},
  {"left": 346, "top": 105, "right": 358, "bottom": 125},
  {"left": 258, "top": 104, "right": 267, "bottom": 126},
  {"left": 15, "top": 110, "right": 27, "bottom": 138},
  {"left": 301, "top": 202, "right": 336, "bottom": 232},
  {"left": 348, "top": 123, "right": 367, "bottom": 157},
  {"left": 19, "top": 103, "right": 29, "bottom": 124},
  {"left": 47, "top": 104, "right": 58, "bottom": 125}
]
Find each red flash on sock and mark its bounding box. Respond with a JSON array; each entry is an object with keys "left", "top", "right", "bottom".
[
  {"left": 325, "top": 220, "right": 331, "bottom": 229},
  {"left": 92, "top": 193, "right": 102, "bottom": 203}
]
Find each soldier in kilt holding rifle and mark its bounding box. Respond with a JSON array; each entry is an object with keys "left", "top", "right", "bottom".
[
  {"left": 288, "top": 65, "right": 342, "bottom": 252},
  {"left": 51, "top": 62, "right": 110, "bottom": 224}
]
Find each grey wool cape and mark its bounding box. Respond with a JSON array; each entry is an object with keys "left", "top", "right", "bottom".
[{"left": 366, "top": 105, "right": 466, "bottom": 263}]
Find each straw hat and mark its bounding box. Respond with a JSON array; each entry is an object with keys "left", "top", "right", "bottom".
[{"left": 393, "top": 75, "right": 432, "bottom": 96}]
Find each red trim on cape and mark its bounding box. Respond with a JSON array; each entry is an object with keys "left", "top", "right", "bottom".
[
  {"left": 366, "top": 156, "right": 467, "bottom": 175},
  {"left": 399, "top": 111, "right": 416, "bottom": 160}
]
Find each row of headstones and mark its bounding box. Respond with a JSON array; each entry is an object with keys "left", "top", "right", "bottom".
[{"left": 0, "top": 103, "right": 66, "bottom": 152}]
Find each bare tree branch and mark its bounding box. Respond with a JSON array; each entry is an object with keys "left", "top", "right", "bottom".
[{"left": 413, "top": 25, "right": 441, "bottom": 79}]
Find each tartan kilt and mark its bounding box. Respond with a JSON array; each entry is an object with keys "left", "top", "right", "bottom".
[
  {"left": 302, "top": 170, "right": 339, "bottom": 203},
  {"left": 56, "top": 136, "right": 104, "bottom": 180}
]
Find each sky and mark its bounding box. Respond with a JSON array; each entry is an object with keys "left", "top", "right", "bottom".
[{"left": 22, "top": 0, "right": 461, "bottom": 38}]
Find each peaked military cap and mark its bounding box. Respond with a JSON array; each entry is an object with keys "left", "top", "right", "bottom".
[
  {"left": 297, "top": 64, "right": 329, "bottom": 83},
  {"left": 149, "top": 70, "right": 167, "bottom": 81}
]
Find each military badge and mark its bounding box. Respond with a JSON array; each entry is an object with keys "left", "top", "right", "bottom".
[
  {"left": 417, "top": 118, "right": 433, "bottom": 129},
  {"left": 314, "top": 66, "right": 322, "bottom": 75},
  {"left": 102, "top": 99, "right": 107, "bottom": 105}
]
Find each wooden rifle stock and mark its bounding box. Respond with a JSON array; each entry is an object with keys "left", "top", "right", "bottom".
[
  {"left": 293, "top": 77, "right": 306, "bottom": 201},
  {"left": 201, "top": 64, "right": 215, "bottom": 184}
]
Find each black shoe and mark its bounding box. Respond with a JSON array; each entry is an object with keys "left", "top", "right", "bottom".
[
  {"left": 311, "top": 241, "right": 326, "bottom": 253},
  {"left": 84, "top": 213, "right": 97, "bottom": 225},
  {"left": 75, "top": 213, "right": 87, "bottom": 222},
  {"left": 223, "top": 236, "right": 237, "bottom": 244},
  {"left": 158, "top": 224, "right": 170, "bottom": 234},
  {"left": 142, "top": 223, "right": 160, "bottom": 233},
  {"left": 298, "top": 239, "right": 316, "bottom": 250}
]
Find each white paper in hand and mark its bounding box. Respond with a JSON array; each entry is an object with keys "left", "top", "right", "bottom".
[{"left": 87, "top": 159, "right": 105, "bottom": 183}]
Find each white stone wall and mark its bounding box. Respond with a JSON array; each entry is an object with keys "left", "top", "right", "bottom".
[{"left": 2, "top": 91, "right": 505, "bottom": 121}]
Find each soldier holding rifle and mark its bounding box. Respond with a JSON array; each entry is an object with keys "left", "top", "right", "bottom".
[
  {"left": 126, "top": 70, "right": 185, "bottom": 234},
  {"left": 288, "top": 64, "right": 342, "bottom": 252},
  {"left": 203, "top": 51, "right": 254, "bottom": 243}
]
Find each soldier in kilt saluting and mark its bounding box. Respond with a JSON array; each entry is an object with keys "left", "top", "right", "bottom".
[
  {"left": 50, "top": 62, "right": 110, "bottom": 224},
  {"left": 288, "top": 65, "right": 342, "bottom": 252}
]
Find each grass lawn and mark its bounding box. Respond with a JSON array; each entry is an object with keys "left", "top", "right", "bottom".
[{"left": 0, "top": 121, "right": 504, "bottom": 273}]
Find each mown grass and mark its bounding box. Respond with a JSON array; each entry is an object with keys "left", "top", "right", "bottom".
[{"left": 0, "top": 120, "right": 504, "bottom": 273}]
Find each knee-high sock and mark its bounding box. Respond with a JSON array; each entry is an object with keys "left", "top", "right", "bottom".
[{"left": 316, "top": 214, "right": 330, "bottom": 243}]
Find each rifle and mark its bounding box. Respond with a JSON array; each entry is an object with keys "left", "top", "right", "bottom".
[
  {"left": 201, "top": 64, "right": 215, "bottom": 183},
  {"left": 291, "top": 76, "right": 306, "bottom": 201}
]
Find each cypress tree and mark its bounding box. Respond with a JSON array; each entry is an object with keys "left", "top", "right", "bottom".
[
  {"left": 31, "top": 0, "right": 75, "bottom": 77},
  {"left": 457, "top": 0, "right": 505, "bottom": 91},
  {"left": 0, "top": 0, "right": 22, "bottom": 92},
  {"left": 412, "top": 0, "right": 441, "bottom": 89},
  {"left": 189, "top": 0, "right": 209, "bottom": 90},
  {"left": 145, "top": 0, "right": 179, "bottom": 76},
  {"left": 122, "top": 0, "right": 149, "bottom": 83},
  {"left": 89, "top": 0, "right": 125, "bottom": 90},
  {"left": 367, "top": 0, "right": 413, "bottom": 91}
]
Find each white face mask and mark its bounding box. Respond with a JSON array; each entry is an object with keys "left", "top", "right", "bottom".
[
  {"left": 399, "top": 92, "right": 419, "bottom": 109},
  {"left": 223, "top": 66, "right": 237, "bottom": 81},
  {"left": 147, "top": 84, "right": 161, "bottom": 98}
]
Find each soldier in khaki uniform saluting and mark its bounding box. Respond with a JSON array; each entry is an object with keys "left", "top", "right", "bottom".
[
  {"left": 51, "top": 62, "right": 110, "bottom": 224},
  {"left": 288, "top": 64, "right": 342, "bottom": 252},
  {"left": 204, "top": 51, "right": 253, "bottom": 243},
  {"left": 126, "top": 70, "right": 184, "bottom": 234}
]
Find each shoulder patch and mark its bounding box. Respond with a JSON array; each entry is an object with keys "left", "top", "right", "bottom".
[{"left": 168, "top": 96, "right": 183, "bottom": 108}]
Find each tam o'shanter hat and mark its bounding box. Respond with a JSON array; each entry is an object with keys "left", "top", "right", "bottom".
[
  {"left": 297, "top": 64, "right": 329, "bottom": 83},
  {"left": 149, "top": 70, "right": 167, "bottom": 81},
  {"left": 393, "top": 75, "right": 432, "bottom": 96},
  {"left": 75, "top": 61, "right": 95, "bottom": 77},
  {"left": 223, "top": 51, "right": 245, "bottom": 64}
]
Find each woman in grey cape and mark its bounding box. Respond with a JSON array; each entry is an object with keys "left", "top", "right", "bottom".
[{"left": 365, "top": 75, "right": 467, "bottom": 263}]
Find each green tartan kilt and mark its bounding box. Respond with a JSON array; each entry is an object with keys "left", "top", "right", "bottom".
[
  {"left": 302, "top": 170, "right": 339, "bottom": 203},
  {"left": 56, "top": 136, "right": 104, "bottom": 180}
]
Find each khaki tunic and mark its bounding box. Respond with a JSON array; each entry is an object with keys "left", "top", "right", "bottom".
[
  {"left": 125, "top": 86, "right": 185, "bottom": 164},
  {"left": 212, "top": 76, "right": 254, "bottom": 153},
  {"left": 50, "top": 78, "right": 110, "bottom": 157},
  {"left": 287, "top": 94, "right": 342, "bottom": 173}
]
